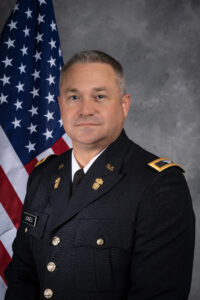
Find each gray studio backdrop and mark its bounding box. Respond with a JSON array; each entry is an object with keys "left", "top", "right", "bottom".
[{"left": 0, "top": 0, "right": 199, "bottom": 299}]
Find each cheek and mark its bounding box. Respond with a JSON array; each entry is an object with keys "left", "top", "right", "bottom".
[
  {"left": 60, "top": 110, "right": 71, "bottom": 128},
  {"left": 102, "top": 107, "right": 123, "bottom": 127},
  {"left": 110, "top": 105, "right": 124, "bottom": 120},
  {"left": 60, "top": 104, "right": 73, "bottom": 121}
]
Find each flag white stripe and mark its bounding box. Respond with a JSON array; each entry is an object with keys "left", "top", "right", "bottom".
[
  {"left": 0, "top": 126, "right": 28, "bottom": 202},
  {"left": 62, "top": 132, "right": 72, "bottom": 148},
  {"left": 0, "top": 204, "right": 16, "bottom": 257},
  {"left": 0, "top": 229, "right": 16, "bottom": 259},
  {"left": 0, "top": 203, "right": 15, "bottom": 236},
  {"left": 0, "top": 277, "right": 6, "bottom": 300}
]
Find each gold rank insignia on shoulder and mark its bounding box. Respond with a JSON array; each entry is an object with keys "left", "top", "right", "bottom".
[
  {"left": 106, "top": 163, "right": 114, "bottom": 171},
  {"left": 92, "top": 178, "right": 104, "bottom": 190},
  {"left": 35, "top": 155, "right": 51, "bottom": 168},
  {"left": 148, "top": 157, "right": 184, "bottom": 173},
  {"left": 54, "top": 177, "right": 61, "bottom": 189}
]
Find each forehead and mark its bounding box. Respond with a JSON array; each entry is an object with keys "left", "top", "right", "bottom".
[{"left": 60, "top": 62, "right": 118, "bottom": 89}]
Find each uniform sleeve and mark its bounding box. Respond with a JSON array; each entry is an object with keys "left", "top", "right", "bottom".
[
  {"left": 4, "top": 170, "right": 40, "bottom": 300},
  {"left": 128, "top": 168, "right": 195, "bottom": 300}
]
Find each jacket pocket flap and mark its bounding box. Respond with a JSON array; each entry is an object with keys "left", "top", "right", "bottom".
[{"left": 75, "top": 219, "right": 132, "bottom": 250}]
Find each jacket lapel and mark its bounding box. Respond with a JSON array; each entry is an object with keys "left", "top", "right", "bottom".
[
  {"left": 50, "top": 130, "right": 132, "bottom": 231},
  {"left": 48, "top": 150, "right": 72, "bottom": 229}
]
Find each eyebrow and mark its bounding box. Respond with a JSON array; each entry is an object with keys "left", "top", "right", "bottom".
[
  {"left": 63, "top": 88, "right": 79, "bottom": 94},
  {"left": 92, "top": 87, "right": 108, "bottom": 92},
  {"left": 63, "top": 87, "right": 109, "bottom": 94}
]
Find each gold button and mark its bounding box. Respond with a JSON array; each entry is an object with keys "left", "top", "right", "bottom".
[
  {"left": 47, "top": 262, "right": 56, "bottom": 272},
  {"left": 96, "top": 238, "right": 104, "bottom": 246},
  {"left": 52, "top": 236, "right": 60, "bottom": 246},
  {"left": 24, "top": 227, "right": 28, "bottom": 233},
  {"left": 44, "top": 288, "right": 53, "bottom": 299}
]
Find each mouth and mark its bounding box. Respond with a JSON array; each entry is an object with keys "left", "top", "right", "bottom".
[{"left": 75, "top": 123, "right": 99, "bottom": 127}]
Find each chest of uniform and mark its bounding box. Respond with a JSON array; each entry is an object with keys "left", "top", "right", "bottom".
[{"left": 24, "top": 182, "right": 137, "bottom": 295}]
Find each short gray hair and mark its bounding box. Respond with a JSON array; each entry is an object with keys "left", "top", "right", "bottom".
[{"left": 59, "top": 50, "right": 125, "bottom": 95}]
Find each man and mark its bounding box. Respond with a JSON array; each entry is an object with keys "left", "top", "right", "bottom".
[{"left": 5, "top": 50, "right": 195, "bottom": 300}]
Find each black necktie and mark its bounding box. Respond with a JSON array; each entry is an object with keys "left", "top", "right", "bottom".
[{"left": 72, "top": 169, "right": 85, "bottom": 194}]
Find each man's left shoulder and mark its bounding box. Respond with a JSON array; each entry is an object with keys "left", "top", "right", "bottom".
[
  {"left": 127, "top": 140, "right": 185, "bottom": 177},
  {"left": 147, "top": 157, "right": 184, "bottom": 173}
]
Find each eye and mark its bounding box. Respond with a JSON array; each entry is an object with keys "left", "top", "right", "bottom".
[
  {"left": 69, "top": 95, "right": 79, "bottom": 101},
  {"left": 96, "top": 94, "right": 105, "bottom": 100}
]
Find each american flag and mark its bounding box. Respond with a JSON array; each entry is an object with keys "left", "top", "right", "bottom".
[{"left": 0, "top": 0, "right": 71, "bottom": 297}]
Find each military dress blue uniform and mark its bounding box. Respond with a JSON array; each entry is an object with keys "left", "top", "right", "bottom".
[{"left": 5, "top": 130, "right": 195, "bottom": 300}]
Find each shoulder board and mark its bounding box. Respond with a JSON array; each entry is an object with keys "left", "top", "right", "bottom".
[
  {"left": 35, "top": 155, "right": 55, "bottom": 168},
  {"left": 148, "top": 157, "right": 184, "bottom": 173}
]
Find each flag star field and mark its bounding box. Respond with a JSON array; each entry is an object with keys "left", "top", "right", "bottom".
[{"left": 0, "top": 0, "right": 65, "bottom": 165}]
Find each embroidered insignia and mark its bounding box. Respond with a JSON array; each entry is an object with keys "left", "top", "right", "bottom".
[
  {"left": 54, "top": 177, "right": 61, "bottom": 189},
  {"left": 148, "top": 158, "right": 184, "bottom": 173},
  {"left": 92, "top": 182, "right": 100, "bottom": 190},
  {"left": 58, "top": 163, "right": 64, "bottom": 170},
  {"left": 35, "top": 155, "right": 51, "bottom": 167},
  {"left": 92, "top": 178, "right": 104, "bottom": 190},
  {"left": 106, "top": 163, "right": 114, "bottom": 171},
  {"left": 96, "top": 178, "right": 103, "bottom": 185},
  {"left": 22, "top": 212, "right": 38, "bottom": 227}
]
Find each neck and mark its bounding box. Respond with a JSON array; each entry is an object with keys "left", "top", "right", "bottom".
[
  {"left": 72, "top": 131, "right": 123, "bottom": 167},
  {"left": 73, "top": 144, "right": 106, "bottom": 168}
]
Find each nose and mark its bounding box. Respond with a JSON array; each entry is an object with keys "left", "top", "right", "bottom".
[{"left": 79, "top": 98, "right": 95, "bottom": 117}]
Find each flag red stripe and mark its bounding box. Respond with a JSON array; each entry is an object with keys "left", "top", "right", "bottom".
[
  {"left": 24, "top": 157, "right": 38, "bottom": 175},
  {"left": 51, "top": 137, "right": 69, "bottom": 155},
  {"left": 0, "top": 241, "right": 11, "bottom": 285},
  {"left": 0, "top": 166, "right": 23, "bottom": 229}
]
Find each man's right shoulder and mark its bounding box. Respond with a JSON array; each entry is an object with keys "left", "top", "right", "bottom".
[
  {"left": 30, "top": 149, "right": 71, "bottom": 178},
  {"left": 34, "top": 154, "right": 57, "bottom": 168},
  {"left": 25, "top": 150, "right": 71, "bottom": 199}
]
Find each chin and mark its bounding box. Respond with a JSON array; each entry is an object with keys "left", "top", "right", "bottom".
[
  {"left": 77, "top": 137, "right": 101, "bottom": 146},
  {"left": 74, "top": 132, "right": 105, "bottom": 146},
  {"left": 74, "top": 129, "right": 102, "bottom": 142}
]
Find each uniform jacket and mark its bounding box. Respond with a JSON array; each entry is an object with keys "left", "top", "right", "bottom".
[{"left": 5, "top": 130, "right": 195, "bottom": 300}]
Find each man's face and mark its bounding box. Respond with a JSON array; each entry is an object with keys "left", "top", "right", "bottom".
[{"left": 58, "top": 62, "right": 130, "bottom": 150}]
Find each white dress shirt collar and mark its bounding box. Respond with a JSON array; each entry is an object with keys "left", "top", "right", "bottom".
[{"left": 71, "top": 148, "right": 106, "bottom": 181}]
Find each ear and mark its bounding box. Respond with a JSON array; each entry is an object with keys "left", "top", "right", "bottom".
[{"left": 121, "top": 94, "right": 131, "bottom": 118}]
